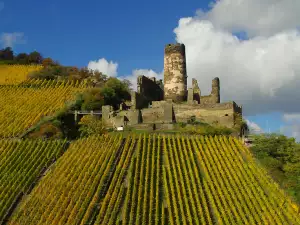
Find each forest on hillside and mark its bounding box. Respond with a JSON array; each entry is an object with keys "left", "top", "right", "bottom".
[{"left": 250, "top": 134, "right": 300, "bottom": 204}]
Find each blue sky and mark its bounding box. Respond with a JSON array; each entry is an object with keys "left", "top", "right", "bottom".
[
  {"left": 0, "top": 0, "right": 208, "bottom": 74},
  {"left": 1, "top": 0, "right": 300, "bottom": 140}
]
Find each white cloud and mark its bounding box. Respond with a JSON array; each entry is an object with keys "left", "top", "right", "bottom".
[
  {"left": 281, "top": 113, "right": 300, "bottom": 140},
  {"left": 122, "top": 69, "right": 163, "bottom": 91},
  {"left": 0, "top": 32, "right": 26, "bottom": 48},
  {"left": 245, "top": 119, "right": 263, "bottom": 134},
  {"left": 174, "top": 9, "right": 300, "bottom": 116},
  {"left": 87, "top": 57, "right": 162, "bottom": 91},
  {"left": 283, "top": 113, "right": 300, "bottom": 122},
  {"left": 87, "top": 58, "right": 118, "bottom": 77},
  {"left": 280, "top": 124, "right": 300, "bottom": 141},
  {"left": 87, "top": 0, "right": 300, "bottom": 120},
  {"left": 197, "top": 0, "right": 300, "bottom": 37}
]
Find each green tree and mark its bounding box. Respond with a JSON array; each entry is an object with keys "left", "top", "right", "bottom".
[
  {"left": 78, "top": 115, "right": 106, "bottom": 137},
  {"left": 0, "top": 47, "right": 14, "bottom": 61},
  {"left": 16, "top": 53, "right": 29, "bottom": 64},
  {"left": 250, "top": 133, "right": 300, "bottom": 204},
  {"left": 81, "top": 88, "right": 104, "bottom": 111},
  {"left": 28, "top": 51, "right": 43, "bottom": 64}
]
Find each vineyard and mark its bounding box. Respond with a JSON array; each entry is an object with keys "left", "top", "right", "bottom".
[
  {"left": 7, "top": 134, "right": 300, "bottom": 225},
  {"left": 0, "top": 65, "right": 43, "bottom": 85},
  {"left": 0, "top": 139, "right": 67, "bottom": 223},
  {"left": 0, "top": 79, "right": 86, "bottom": 137}
]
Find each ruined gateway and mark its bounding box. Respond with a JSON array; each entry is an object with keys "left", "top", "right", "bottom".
[{"left": 102, "top": 43, "right": 243, "bottom": 131}]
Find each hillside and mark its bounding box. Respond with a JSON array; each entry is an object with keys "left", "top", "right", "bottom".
[
  {"left": 0, "top": 139, "right": 67, "bottom": 223},
  {"left": 0, "top": 79, "right": 86, "bottom": 137},
  {"left": 0, "top": 64, "right": 299, "bottom": 225},
  {"left": 0, "top": 65, "right": 42, "bottom": 85},
  {"left": 3, "top": 134, "right": 299, "bottom": 225}
]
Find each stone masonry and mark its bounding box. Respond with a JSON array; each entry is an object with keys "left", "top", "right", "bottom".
[
  {"left": 163, "top": 44, "right": 187, "bottom": 102},
  {"left": 102, "top": 43, "right": 243, "bottom": 130}
]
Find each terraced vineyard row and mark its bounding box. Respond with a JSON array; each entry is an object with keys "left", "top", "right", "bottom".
[
  {"left": 0, "top": 139, "right": 67, "bottom": 224},
  {"left": 8, "top": 134, "right": 300, "bottom": 225},
  {"left": 0, "top": 65, "right": 43, "bottom": 85},
  {"left": 0, "top": 79, "right": 86, "bottom": 137}
]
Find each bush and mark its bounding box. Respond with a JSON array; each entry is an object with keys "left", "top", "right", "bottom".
[
  {"left": 28, "top": 122, "right": 63, "bottom": 139},
  {"left": 176, "top": 123, "right": 234, "bottom": 136},
  {"left": 78, "top": 115, "right": 107, "bottom": 137}
]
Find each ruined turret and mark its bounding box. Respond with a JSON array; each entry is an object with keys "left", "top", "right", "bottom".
[
  {"left": 163, "top": 43, "right": 187, "bottom": 102},
  {"left": 211, "top": 77, "right": 220, "bottom": 103},
  {"left": 192, "top": 78, "right": 201, "bottom": 103}
]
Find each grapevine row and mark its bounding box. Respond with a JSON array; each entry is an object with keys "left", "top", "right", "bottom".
[
  {"left": 0, "top": 139, "right": 66, "bottom": 223},
  {"left": 7, "top": 134, "right": 300, "bottom": 224},
  {"left": 0, "top": 80, "right": 86, "bottom": 137}
]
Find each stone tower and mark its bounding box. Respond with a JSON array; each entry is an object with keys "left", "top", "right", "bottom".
[
  {"left": 163, "top": 43, "right": 187, "bottom": 102},
  {"left": 211, "top": 77, "right": 220, "bottom": 103}
]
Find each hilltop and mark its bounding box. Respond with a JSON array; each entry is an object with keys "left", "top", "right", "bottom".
[{"left": 0, "top": 52, "right": 299, "bottom": 224}]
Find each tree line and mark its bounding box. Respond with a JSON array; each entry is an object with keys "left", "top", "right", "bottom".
[{"left": 0, "top": 47, "right": 44, "bottom": 65}]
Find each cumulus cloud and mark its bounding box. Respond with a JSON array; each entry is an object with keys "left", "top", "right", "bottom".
[
  {"left": 280, "top": 122, "right": 300, "bottom": 141},
  {"left": 197, "top": 0, "right": 300, "bottom": 37},
  {"left": 281, "top": 113, "right": 300, "bottom": 140},
  {"left": 0, "top": 32, "right": 26, "bottom": 48},
  {"left": 173, "top": 2, "right": 300, "bottom": 116},
  {"left": 281, "top": 125, "right": 300, "bottom": 141},
  {"left": 87, "top": 57, "right": 162, "bottom": 90},
  {"left": 245, "top": 119, "right": 263, "bottom": 134},
  {"left": 88, "top": 58, "right": 118, "bottom": 77},
  {"left": 87, "top": 0, "right": 300, "bottom": 120},
  {"left": 283, "top": 113, "right": 300, "bottom": 122},
  {"left": 122, "top": 69, "right": 163, "bottom": 91}
]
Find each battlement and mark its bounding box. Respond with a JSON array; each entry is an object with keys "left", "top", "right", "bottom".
[{"left": 164, "top": 43, "right": 186, "bottom": 55}]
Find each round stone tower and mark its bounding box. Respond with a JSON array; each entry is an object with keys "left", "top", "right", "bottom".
[
  {"left": 211, "top": 77, "right": 220, "bottom": 103},
  {"left": 163, "top": 43, "right": 187, "bottom": 102}
]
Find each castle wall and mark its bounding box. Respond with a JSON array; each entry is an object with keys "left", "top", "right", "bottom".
[
  {"left": 192, "top": 78, "right": 200, "bottom": 103},
  {"left": 141, "top": 108, "right": 165, "bottom": 123},
  {"left": 173, "top": 102, "right": 236, "bottom": 128},
  {"left": 114, "top": 101, "right": 239, "bottom": 129},
  {"left": 164, "top": 44, "right": 187, "bottom": 102},
  {"left": 211, "top": 77, "right": 220, "bottom": 103},
  {"left": 130, "top": 91, "right": 147, "bottom": 109},
  {"left": 137, "top": 75, "right": 164, "bottom": 102},
  {"left": 118, "top": 110, "right": 141, "bottom": 125},
  {"left": 200, "top": 95, "right": 217, "bottom": 104},
  {"left": 190, "top": 77, "right": 220, "bottom": 104}
]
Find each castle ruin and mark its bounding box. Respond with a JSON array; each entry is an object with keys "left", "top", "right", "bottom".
[{"left": 102, "top": 43, "right": 242, "bottom": 131}]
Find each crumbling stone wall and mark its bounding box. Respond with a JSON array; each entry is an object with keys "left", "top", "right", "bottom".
[
  {"left": 211, "top": 77, "right": 220, "bottom": 103},
  {"left": 102, "top": 105, "right": 114, "bottom": 126},
  {"left": 164, "top": 43, "right": 187, "bottom": 102},
  {"left": 141, "top": 108, "right": 165, "bottom": 123},
  {"left": 152, "top": 100, "right": 167, "bottom": 108},
  {"left": 198, "top": 77, "right": 220, "bottom": 104},
  {"left": 137, "top": 75, "right": 164, "bottom": 103},
  {"left": 118, "top": 110, "right": 141, "bottom": 125},
  {"left": 233, "top": 101, "right": 242, "bottom": 114},
  {"left": 130, "top": 91, "right": 147, "bottom": 109},
  {"left": 192, "top": 78, "right": 200, "bottom": 103},
  {"left": 173, "top": 102, "right": 236, "bottom": 128},
  {"left": 187, "top": 77, "right": 220, "bottom": 104}
]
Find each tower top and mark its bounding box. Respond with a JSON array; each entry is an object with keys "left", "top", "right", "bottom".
[{"left": 164, "top": 43, "right": 185, "bottom": 55}]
